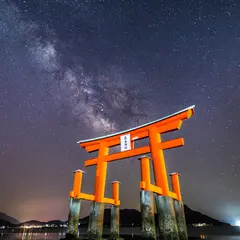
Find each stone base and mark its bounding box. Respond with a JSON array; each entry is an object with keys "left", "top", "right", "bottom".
[
  {"left": 66, "top": 198, "right": 81, "bottom": 238},
  {"left": 140, "top": 190, "right": 156, "bottom": 240},
  {"left": 155, "top": 195, "right": 179, "bottom": 240},
  {"left": 174, "top": 200, "right": 188, "bottom": 240},
  {"left": 109, "top": 205, "right": 120, "bottom": 240},
  {"left": 87, "top": 201, "right": 105, "bottom": 240}
]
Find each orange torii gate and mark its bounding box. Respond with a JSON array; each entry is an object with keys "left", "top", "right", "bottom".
[
  {"left": 78, "top": 105, "right": 195, "bottom": 203},
  {"left": 63, "top": 105, "right": 195, "bottom": 240}
]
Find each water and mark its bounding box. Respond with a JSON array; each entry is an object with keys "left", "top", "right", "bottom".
[
  {"left": 1, "top": 227, "right": 240, "bottom": 239},
  {"left": 1, "top": 233, "right": 240, "bottom": 240}
]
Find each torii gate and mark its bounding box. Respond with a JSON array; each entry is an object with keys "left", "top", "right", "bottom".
[
  {"left": 78, "top": 105, "right": 195, "bottom": 202},
  {"left": 65, "top": 105, "right": 195, "bottom": 240}
]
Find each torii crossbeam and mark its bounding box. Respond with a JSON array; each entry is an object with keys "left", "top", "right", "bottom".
[{"left": 78, "top": 105, "right": 195, "bottom": 203}]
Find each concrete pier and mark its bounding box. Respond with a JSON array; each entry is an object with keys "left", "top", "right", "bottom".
[
  {"left": 174, "top": 200, "right": 188, "bottom": 240},
  {"left": 87, "top": 201, "right": 105, "bottom": 240},
  {"left": 109, "top": 205, "right": 120, "bottom": 240},
  {"left": 66, "top": 198, "right": 81, "bottom": 239},
  {"left": 169, "top": 172, "right": 187, "bottom": 239},
  {"left": 140, "top": 190, "right": 156, "bottom": 240},
  {"left": 66, "top": 170, "right": 84, "bottom": 239},
  {"left": 155, "top": 195, "right": 179, "bottom": 240}
]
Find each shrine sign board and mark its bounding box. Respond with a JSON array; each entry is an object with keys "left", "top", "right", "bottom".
[{"left": 120, "top": 134, "right": 131, "bottom": 152}]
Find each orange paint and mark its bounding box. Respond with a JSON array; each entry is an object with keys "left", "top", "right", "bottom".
[
  {"left": 84, "top": 145, "right": 151, "bottom": 167},
  {"left": 83, "top": 120, "right": 183, "bottom": 153},
  {"left": 140, "top": 181, "right": 146, "bottom": 189},
  {"left": 68, "top": 170, "right": 119, "bottom": 204},
  {"left": 149, "top": 127, "right": 170, "bottom": 196},
  {"left": 78, "top": 106, "right": 195, "bottom": 202},
  {"left": 80, "top": 108, "right": 194, "bottom": 148},
  {"left": 112, "top": 181, "right": 120, "bottom": 206},
  {"left": 157, "top": 120, "right": 183, "bottom": 134},
  {"left": 170, "top": 173, "right": 182, "bottom": 201},
  {"left": 139, "top": 156, "right": 151, "bottom": 190},
  {"left": 159, "top": 137, "right": 184, "bottom": 150},
  {"left": 150, "top": 184, "right": 162, "bottom": 195},
  {"left": 69, "top": 170, "right": 84, "bottom": 199},
  {"left": 103, "top": 197, "right": 115, "bottom": 205},
  {"left": 79, "top": 193, "right": 95, "bottom": 201},
  {"left": 169, "top": 191, "right": 178, "bottom": 200},
  {"left": 139, "top": 156, "right": 163, "bottom": 195},
  {"left": 94, "top": 142, "right": 109, "bottom": 202}
]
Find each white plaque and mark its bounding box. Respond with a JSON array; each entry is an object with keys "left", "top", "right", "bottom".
[{"left": 120, "top": 134, "right": 131, "bottom": 152}]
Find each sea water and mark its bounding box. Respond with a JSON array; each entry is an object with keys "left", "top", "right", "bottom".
[
  {"left": 0, "top": 233, "right": 240, "bottom": 240},
  {"left": 1, "top": 227, "right": 240, "bottom": 239}
]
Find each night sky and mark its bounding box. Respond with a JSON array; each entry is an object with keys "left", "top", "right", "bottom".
[{"left": 0, "top": 0, "right": 240, "bottom": 224}]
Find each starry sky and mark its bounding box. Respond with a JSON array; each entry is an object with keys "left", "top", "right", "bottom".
[{"left": 0, "top": 0, "right": 240, "bottom": 224}]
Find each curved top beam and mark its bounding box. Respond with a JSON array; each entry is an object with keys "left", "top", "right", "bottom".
[{"left": 77, "top": 105, "right": 195, "bottom": 144}]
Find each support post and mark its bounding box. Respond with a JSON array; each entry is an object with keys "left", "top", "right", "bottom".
[
  {"left": 139, "top": 156, "right": 156, "bottom": 240},
  {"left": 87, "top": 142, "right": 109, "bottom": 240},
  {"left": 66, "top": 170, "right": 84, "bottom": 239},
  {"left": 155, "top": 195, "right": 179, "bottom": 240},
  {"left": 149, "top": 127, "right": 179, "bottom": 239},
  {"left": 87, "top": 201, "right": 105, "bottom": 240},
  {"left": 170, "top": 173, "right": 188, "bottom": 240},
  {"left": 109, "top": 181, "right": 120, "bottom": 240},
  {"left": 149, "top": 127, "right": 170, "bottom": 196}
]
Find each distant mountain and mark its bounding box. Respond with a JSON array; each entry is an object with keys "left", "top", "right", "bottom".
[
  {"left": 0, "top": 219, "right": 15, "bottom": 227},
  {"left": 0, "top": 205, "right": 230, "bottom": 227},
  {"left": 79, "top": 208, "right": 141, "bottom": 227},
  {"left": 18, "top": 220, "right": 65, "bottom": 227},
  {"left": 0, "top": 212, "right": 19, "bottom": 225},
  {"left": 0, "top": 216, "right": 65, "bottom": 227},
  {"left": 79, "top": 205, "right": 229, "bottom": 227},
  {"left": 20, "top": 220, "right": 43, "bottom": 226},
  {"left": 47, "top": 220, "right": 65, "bottom": 225},
  {"left": 184, "top": 205, "right": 227, "bottom": 226}
]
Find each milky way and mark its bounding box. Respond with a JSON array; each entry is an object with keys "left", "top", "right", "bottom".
[{"left": 0, "top": 0, "right": 240, "bottom": 224}]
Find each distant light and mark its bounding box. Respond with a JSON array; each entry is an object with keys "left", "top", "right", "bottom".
[{"left": 235, "top": 220, "right": 240, "bottom": 227}]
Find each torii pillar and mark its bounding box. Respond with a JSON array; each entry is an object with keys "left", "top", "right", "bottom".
[
  {"left": 139, "top": 156, "right": 156, "bottom": 239},
  {"left": 66, "top": 170, "right": 84, "bottom": 239},
  {"left": 109, "top": 181, "right": 121, "bottom": 240},
  {"left": 170, "top": 173, "right": 188, "bottom": 240}
]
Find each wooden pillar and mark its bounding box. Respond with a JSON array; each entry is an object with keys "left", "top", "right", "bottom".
[
  {"left": 88, "top": 142, "right": 109, "bottom": 240},
  {"left": 139, "top": 156, "right": 156, "bottom": 240},
  {"left": 149, "top": 126, "right": 179, "bottom": 240},
  {"left": 149, "top": 127, "right": 170, "bottom": 195},
  {"left": 94, "top": 142, "right": 109, "bottom": 202}
]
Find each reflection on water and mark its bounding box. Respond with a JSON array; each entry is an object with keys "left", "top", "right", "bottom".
[
  {"left": 1, "top": 229, "right": 240, "bottom": 240},
  {"left": 0, "top": 231, "right": 66, "bottom": 240}
]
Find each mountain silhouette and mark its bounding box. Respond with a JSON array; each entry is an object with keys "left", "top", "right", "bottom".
[
  {"left": 78, "top": 205, "right": 229, "bottom": 227},
  {"left": 16, "top": 220, "right": 65, "bottom": 227},
  {"left": 0, "top": 212, "right": 20, "bottom": 225},
  {"left": 0, "top": 205, "right": 229, "bottom": 227}
]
